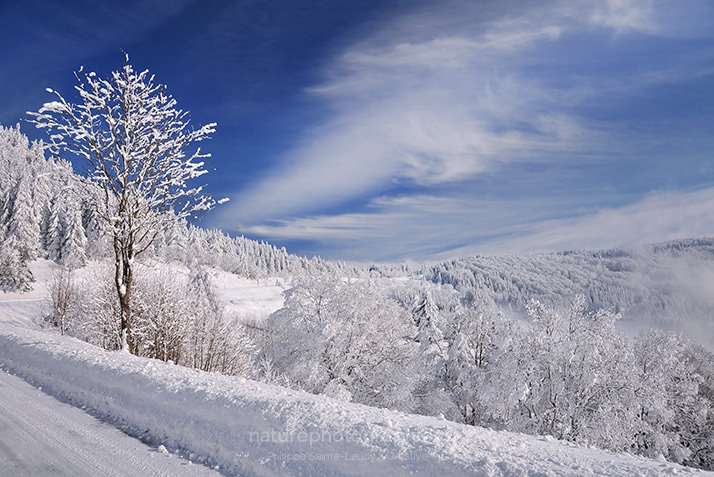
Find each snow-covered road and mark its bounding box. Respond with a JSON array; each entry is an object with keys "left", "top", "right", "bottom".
[{"left": 0, "top": 368, "right": 220, "bottom": 477}]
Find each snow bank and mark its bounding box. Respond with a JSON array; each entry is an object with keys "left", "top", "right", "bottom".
[{"left": 0, "top": 324, "right": 704, "bottom": 476}]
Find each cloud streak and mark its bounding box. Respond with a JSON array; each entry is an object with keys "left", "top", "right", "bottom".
[
  {"left": 589, "top": 0, "right": 656, "bottom": 33},
  {"left": 473, "top": 187, "right": 714, "bottom": 255},
  {"left": 244, "top": 187, "right": 714, "bottom": 261}
]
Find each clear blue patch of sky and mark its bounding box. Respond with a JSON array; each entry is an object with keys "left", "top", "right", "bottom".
[{"left": 0, "top": 0, "right": 402, "bottom": 200}]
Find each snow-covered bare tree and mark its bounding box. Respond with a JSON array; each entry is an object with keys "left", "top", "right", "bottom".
[
  {"left": 267, "top": 274, "right": 418, "bottom": 410},
  {"left": 514, "top": 297, "right": 637, "bottom": 448},
  {"left": 47, "top": 267, "right": 79, "bottom": 335},
  {"left": 28, "top": 59, "right": 223, "bottom": 353}
]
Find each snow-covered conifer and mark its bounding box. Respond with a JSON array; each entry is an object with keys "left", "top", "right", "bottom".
[
  {"left": 8, "top": 178, "right": 41, "bottom": 261},
  {"left": 0, "top": 236, "right": 34, "bottom": 292},
  {"left": 45, "top": 201, "right": 64, "bottom": 262},
  {"left": 412, "top": 289, "right": 442, "bottom": 349},
  {"left": 60, "top": 205, "right": 87, "bottom": 270}
]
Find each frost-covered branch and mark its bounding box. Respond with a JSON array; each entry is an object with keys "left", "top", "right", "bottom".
[{"left": 28, "top": 60, "right": 225, "bottom": 353}]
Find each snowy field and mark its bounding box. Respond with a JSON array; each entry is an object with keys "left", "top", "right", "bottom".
[
  {"left": 211, "top": 268, "right": 286, "bottom": 319},
  {"left": 0, "top": 262, "right": 710, "bottom": 476}
]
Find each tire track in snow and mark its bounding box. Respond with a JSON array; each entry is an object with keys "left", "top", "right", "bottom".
[{"left": 0, "top": 369, "right": 221, "bottom": 477}]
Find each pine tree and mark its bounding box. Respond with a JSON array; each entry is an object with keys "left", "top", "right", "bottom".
[
  {"left": 61, "top": 205, "right": 87, "bottom": 269},
  {"left": 0, "top": 236, "right": 34, "bottom": 292},
  {"left": 82, "top": 199, "right": 109, "bottom": 259},
  {"left": 412, "top": 290, "right": 442, "bottom": 348},
  {"left": 45, "top": 200, "right": 64, "bottom": 262},
  {"left": 8, "top": 178, "right": 41, "bottom": 261}
]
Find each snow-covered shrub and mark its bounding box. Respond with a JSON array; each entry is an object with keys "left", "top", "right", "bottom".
[
  {"left": 45, "top": 262, "right": 255, "bottom": 377},
  {"left": 266, "top": 274, "right": 419, "bottom": 410},
  {"left": 132, "top": 268, "right": 193, "bottom": 363},
  {"left": 184, "top": 268, "right": 255, "bottom": 377},
  {"left": 512, "top": 297, "right": 637, "bottom": 449},
  {"left": 633, "top": 329, "right": 714, "bottom": 467},
  {"left": 439, "top": 303, "right": 521, "bottom": 427},
  {"left": 47, "top": 267, "right": 79, "bottom": 334},
  {"left": 69, "top": 264, "right": 122, "bottom": 350},
  {"left": 679, "top": 342, "right": 714, "bottom": 470}
]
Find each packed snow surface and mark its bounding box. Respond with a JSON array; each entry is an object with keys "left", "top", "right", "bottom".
[
  {"left": 0, "top": 262, "right": 710, "bottom": 476},
  {"left": 0, "top": 368, "right": 220, "bottom": 477}
]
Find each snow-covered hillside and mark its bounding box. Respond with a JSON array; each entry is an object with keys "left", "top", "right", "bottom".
[
  {"left": 428, "top": 238, "right": 714, "bottom": 349},
  {"left": 0, "top": 263, "right": 709, "bottom": 476}
]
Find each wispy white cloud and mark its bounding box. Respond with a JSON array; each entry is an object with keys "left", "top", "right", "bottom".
[
  {"left": 244, "top": 187, "right": 714, "bottom": 261},
  {"left": 587, "top": 0, "right": 714, "bottom": 37},
  {"left": 217, "top": 0, "right": 714, "bottom": 261},
  {"left": 241, "top": 194, "right": 512, "bottom": 261},
  {"left": 589, "top": 0, "right": 656, "bottom": 33},
  {"left": 460, "top": 187, "right": 714, "bottom": 256},
  {"left": 222, "top": 2, "right": 587, "bottom": 225}
]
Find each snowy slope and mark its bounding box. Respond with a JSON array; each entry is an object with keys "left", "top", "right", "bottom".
[
  {"left": 428, "top": 238, "right": 714, "bottom": 348},
  {"left": 0, "top": 263, "right": 709, "bottom": 476}
]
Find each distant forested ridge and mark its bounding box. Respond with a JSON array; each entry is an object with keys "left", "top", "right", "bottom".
[{"left": 426, "top": 238, "right": 714, "bottom": 341}]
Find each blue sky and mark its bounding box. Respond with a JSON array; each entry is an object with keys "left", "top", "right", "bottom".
[{"left": 1, "top": 0, "right": 713, "bottom": 262}]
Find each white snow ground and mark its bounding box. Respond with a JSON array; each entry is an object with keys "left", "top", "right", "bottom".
[
  {"left": 0, "top": 368, "right": 221, "bottom": 477},
  {"left": 0, "top": 261, "right": 711, "bottom": 476}
]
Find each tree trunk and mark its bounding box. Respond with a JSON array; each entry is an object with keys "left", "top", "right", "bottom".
[{"left": 114, "top": 237, "right": 134, "bottom": 354}]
